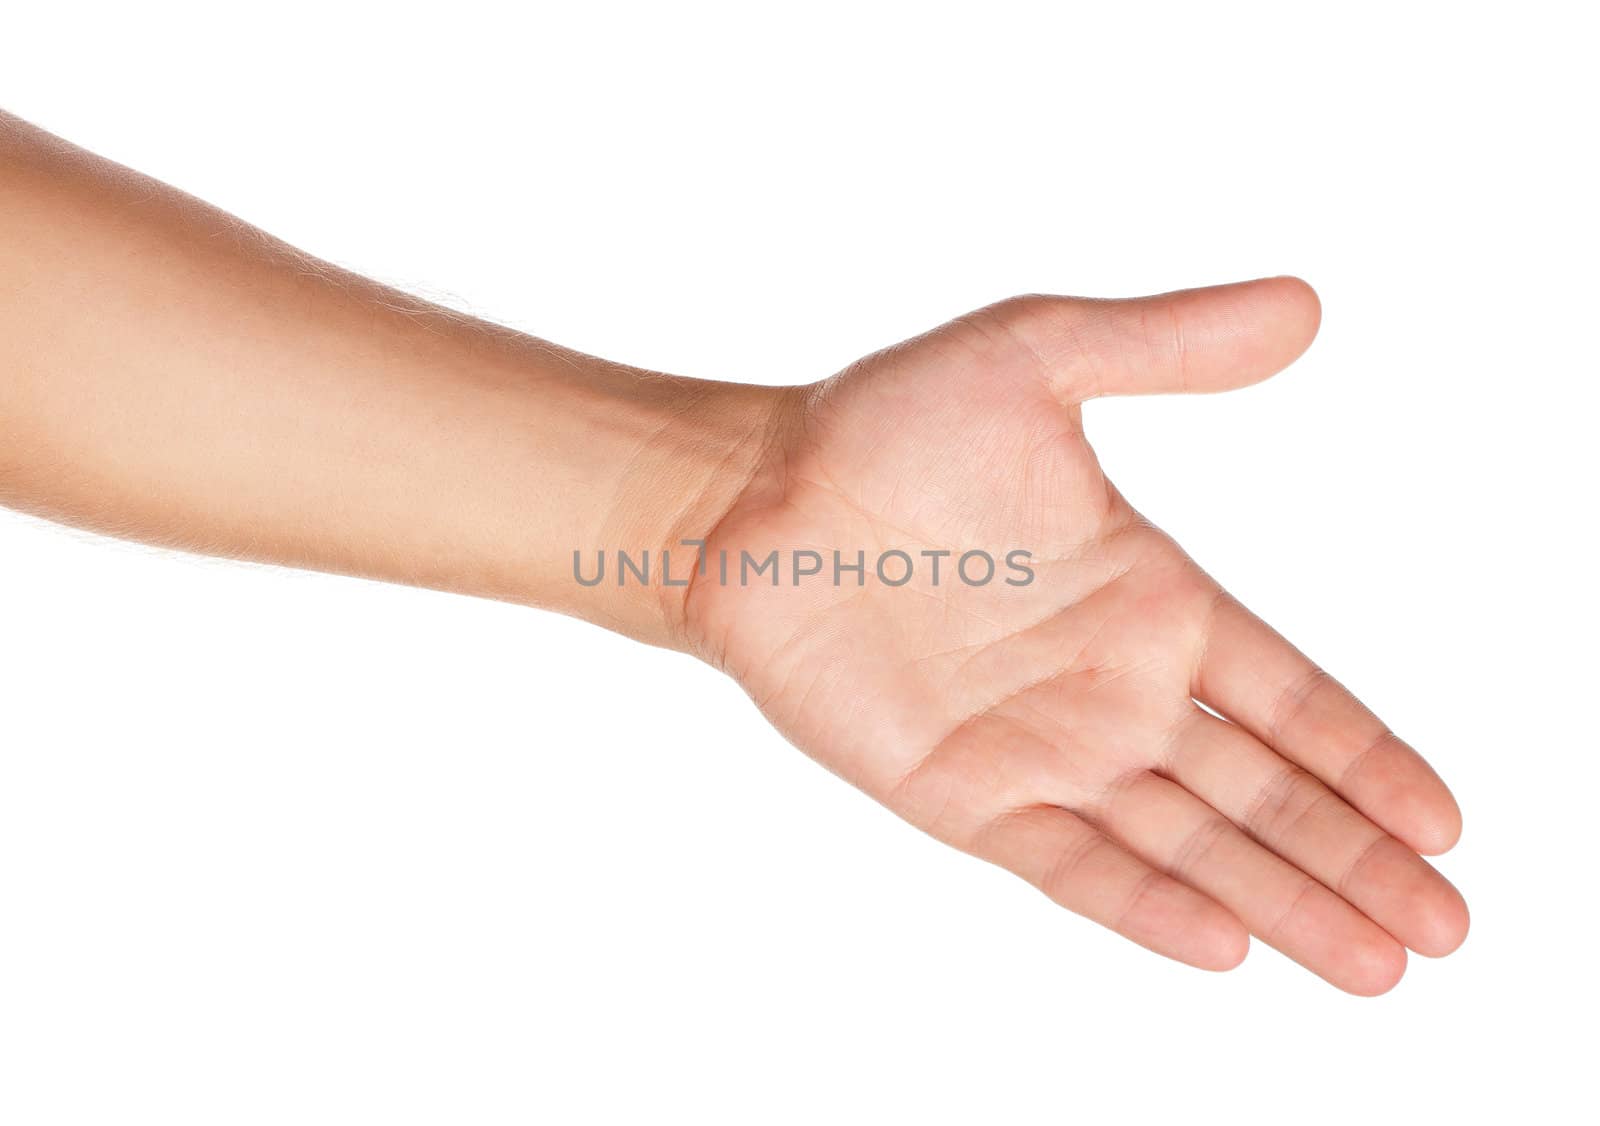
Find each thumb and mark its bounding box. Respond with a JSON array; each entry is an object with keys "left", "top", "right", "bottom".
[{"left": 1004, "top": 276, "right": 1322, "bottom": 400}]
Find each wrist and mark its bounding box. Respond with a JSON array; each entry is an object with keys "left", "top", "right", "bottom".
[{"left": 511, "top": 352, "right": 800, "bottom": 651}]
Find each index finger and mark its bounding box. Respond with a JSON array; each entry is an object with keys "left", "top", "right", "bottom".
[{"left": 1192, "top": 592, "right": 1462, "bottom": 856}]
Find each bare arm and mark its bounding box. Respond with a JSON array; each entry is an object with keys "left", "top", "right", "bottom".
[
  {"left": 0, "top": 109, "right": 784, "bottom": 647},
  {"left": 0, "top": 111, "right": 1466, "bottom": 993}
]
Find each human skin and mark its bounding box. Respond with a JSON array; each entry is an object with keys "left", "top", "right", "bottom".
[{"left": 0, "top": 111, "right": 1467, "bottom": 994}]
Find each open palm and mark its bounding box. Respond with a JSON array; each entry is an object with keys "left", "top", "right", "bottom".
[{"left": 683, "top": 278, "right": 1466, "bottom": 995}]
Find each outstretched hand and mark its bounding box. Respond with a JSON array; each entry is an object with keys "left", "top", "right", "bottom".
[
  {"left": 683, "top": 278, "right": 1466, "bottom": 995},
  {"left": 0, "top": 120, "right": 1463, "bottom": 993}
]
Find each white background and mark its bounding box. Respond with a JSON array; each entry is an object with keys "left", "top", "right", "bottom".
[{"left": 2, "top": 2, "right": 1595, "bottom": 1122}]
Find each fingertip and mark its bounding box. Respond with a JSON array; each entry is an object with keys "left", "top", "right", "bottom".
[
  {"left": 1251, "top": 274, "right": 1322, "bottom": 364},
  {"left": 1343, "top": 936, "right": 1408, "bottom": 997},
  {"left": 1410, "top": 884, "right": 1471, "bottom": 959},
  {"left": 1132, "top": 879, "right": 1252, "bottom": 973},
  {"left": 1205, "top": 928, "right": 1251, "bottom": 973},
  {"left": 1345, "top": 736, "right": 1462, "bottom": 857},
  {"left": 1188, "top": 274, "right": 1323, "bottom": 392},
  {"left": 1266, "top": 274, "right": 1321, "bottom": 322},
  {"left": 1411, "top": 795, "right": 1463, "bottom": 857},
  {"left": 1034, "top": 275, "right": 1327, "bottom": 398}
]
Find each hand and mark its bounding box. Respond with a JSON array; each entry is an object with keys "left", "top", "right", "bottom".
[
  {"left": 682, "top": 278, "right": 1467, "bottom": 995},
  {"left": 0, "top": 117, "right": 1464, "bottom": 993}
]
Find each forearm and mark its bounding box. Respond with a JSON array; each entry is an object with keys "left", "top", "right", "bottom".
[{"left": 0, "top": 111, "right": 785, "bottom": 648}]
